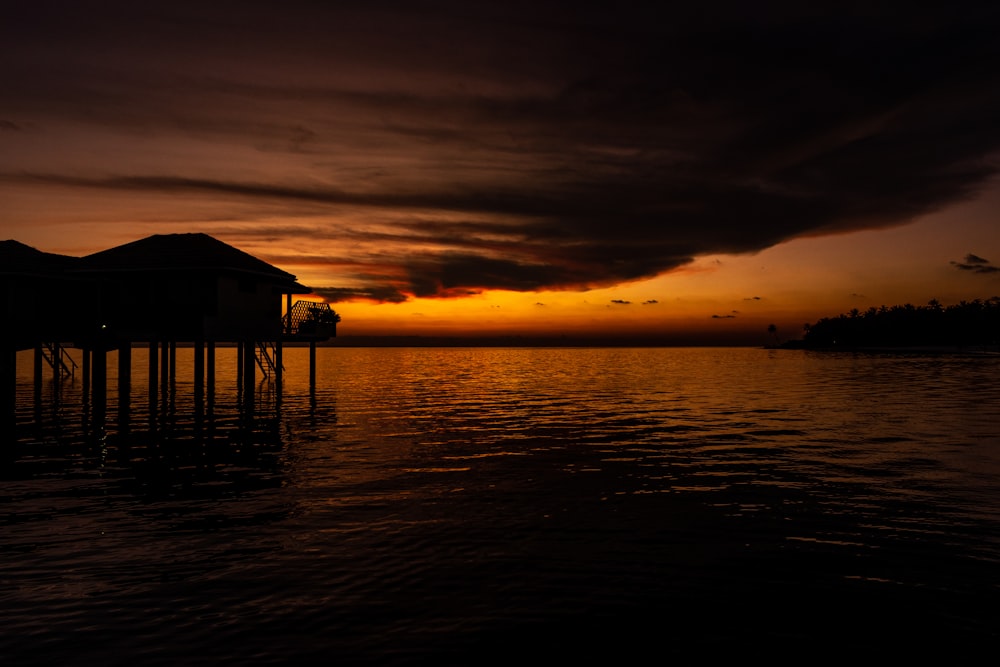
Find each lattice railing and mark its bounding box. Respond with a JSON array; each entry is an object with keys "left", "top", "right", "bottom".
[{"left": 282, "top": 301, "right": 340, "bottom": 337}]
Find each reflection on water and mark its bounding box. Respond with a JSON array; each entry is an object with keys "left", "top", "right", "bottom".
[{"left": 2, "top": 347, "right": 1000, "bottom": 663}]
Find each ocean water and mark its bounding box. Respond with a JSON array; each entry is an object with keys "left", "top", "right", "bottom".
[{"left": 2, "top": 346, "right": 999, "bottom": 663}]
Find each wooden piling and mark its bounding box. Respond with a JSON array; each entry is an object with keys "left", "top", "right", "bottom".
[
  {"left": 194, "top": 339, "right": 205, "bottom": 428},
  {"left": 236, "top": 341, "right": 244, "bottom": 400},
  {"left": 148, "top": 341, "right": 158, "bottom": 425},
  {"left": 82, "top": 348, "right": 91, "bottom": 403},
  {"left": 33, "top": 345, "right": 43, "bottom": 416},
  {"left": 1, "top": 345, "right": 15, "bottom": 440},
  {"left": 242, "top": 339, "right": 255, "bottom": 418},
  {"left": 117, "top": 343, "right": 131, "bottom": 436},
  {"left": 92, "top": 347, "right": 106, "bottom": 428},
  {"left": 275, "top": 339, "right": 283, "bottom": 405},
  {"left": 206, "top": 340, "right": 215, "bottom": 418}
]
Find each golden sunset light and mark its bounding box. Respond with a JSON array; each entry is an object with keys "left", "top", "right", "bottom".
[
  {"left": 4, "top": 4, "right": 1000, "bottom": 662},
  {"left": 3, "top": 1, "right": 999, "bottom": 345}
]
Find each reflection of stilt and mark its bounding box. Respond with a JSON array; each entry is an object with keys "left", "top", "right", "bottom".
[{"left": 309, "top": 341, "right": 317, "bottom": 394}]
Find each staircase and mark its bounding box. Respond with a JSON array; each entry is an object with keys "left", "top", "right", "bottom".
[
  {"left": 254, "top": 341, "right": 282, "bottom": 379},
  {"left": 41, "top": 342, "right": 77, "bottom": 379}
]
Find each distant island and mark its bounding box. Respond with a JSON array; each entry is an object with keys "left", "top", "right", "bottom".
[{"left": 779, "top": 297, "right": 1000, "bottom": 351}]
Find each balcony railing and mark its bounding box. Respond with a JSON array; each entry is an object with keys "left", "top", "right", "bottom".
[{"left": 282, "top": 301, "right": 340, "bottom": 339}]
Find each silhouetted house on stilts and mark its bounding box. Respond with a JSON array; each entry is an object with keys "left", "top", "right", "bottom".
[
  {"left": 1, "top": 240, "right": 89, "bottom": 349},
  {"left": 2, "top": 233, "right": 338, "bottom": 439},
  {"left": 77, "top": 233, "right": 314, "bottom": 343},
  {"left": 2, "top": 241, "right": 89, "bottom": 434}
]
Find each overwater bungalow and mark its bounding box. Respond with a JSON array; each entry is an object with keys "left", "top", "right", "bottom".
[
  {"left": 0, "top": 240, "right": 89, "bottom": 350},
  {"left": 2, "top": 233, "right": 338, "bottom": 436},
  {"left": 76, "top": 233, "right": 318, "bottom": 345}
]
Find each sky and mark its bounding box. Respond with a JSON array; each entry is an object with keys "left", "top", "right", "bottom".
[{"left": 2, "top": 0, "right": 999, "bottom": 344}]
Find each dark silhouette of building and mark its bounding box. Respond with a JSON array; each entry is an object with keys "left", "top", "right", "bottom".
[
  {"left": 1, "top": 240, "right": 89, "bottom": 349},
  {"left": 2, "top": 233, "right": 338, "bottom": 438},
  {"left": 78, "top": 233, "right": 313, "bottom": 343}
]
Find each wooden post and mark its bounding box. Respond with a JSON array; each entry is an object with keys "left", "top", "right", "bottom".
[
  {"left": 158, "top": 340, "right": 168, "bottom": 419},
  {"left": 236, "top": 341, "right": 244, "bottom": 401},
  {"left": 275, "top": 339, "right": 283, "bottom": 405},
  {"left": 169, "top": 341, "right": 177, "bottom": 387},
  {"left": 1, "top": 345, "right": 15, "bottom": 442},
  {"left": 92, "top": 346, "right": 107, "bottom": 429},
  {"left": 117, "top": 343, "right": 131, "bottom": 437},
  {"left": 194, "top": 339, "right": 205, "bottom": 428},
  {"left": 206, "top": 340, "right": 215, "bottom": 419},
  {"left": 286, "top": 294, "right": 293, "bottom": 335},
  {"left": 148, "top": 341, "right": 158, "bottom": 426},
  {"left": 168, "top": 341, "right": 177, "bottom": 417},
  {"left": 242, "top": 339, "right": 255, "bottom": 419},
  {"left": 33, "top": 345, "right": 43, "bottom": 417},
  {"left": 82, "top": 348, "right": 91, "bottom": 404}
]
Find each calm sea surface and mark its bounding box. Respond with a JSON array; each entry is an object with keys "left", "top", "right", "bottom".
[{"left": 2, "top": 347, "right": 999, "bottom": 663}]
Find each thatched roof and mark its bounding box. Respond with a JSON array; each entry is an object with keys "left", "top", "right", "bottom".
[
  {"left": 0, "top": 240, "right": 80, "bottom": 276},
  {"left": 79, "top": 233, "right": 310, "bottom": 292}
]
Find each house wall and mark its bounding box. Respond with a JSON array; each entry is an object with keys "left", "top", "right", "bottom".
[
  {"left": 205, "top": 276, "right": 283, "bottom": 340},
  {"left": 1, "top": 276, "right": 92, "bottom": 348}
]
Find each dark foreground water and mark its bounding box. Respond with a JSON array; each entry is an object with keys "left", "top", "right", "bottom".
[{"left": 2, "top": 347, "right": 999, "bottom": 663}]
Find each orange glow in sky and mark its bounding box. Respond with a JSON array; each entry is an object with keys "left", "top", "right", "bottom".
[{"left": 2, "top": 3, "right": 999, "bottom": 344}]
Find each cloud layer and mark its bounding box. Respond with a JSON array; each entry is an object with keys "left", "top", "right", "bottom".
[{"left": 3, "top": 1, "right": 1000, "bottom": 302}]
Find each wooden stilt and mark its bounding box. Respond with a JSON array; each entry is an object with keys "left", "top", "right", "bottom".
[
  {"left": 275, "top": 339, "right": 283, "bottom": 405},
  {"left": 242, "top": 339, "right": 255, "bottom": 420},
  {"left": 206, "top": 340, "right": 215, "bottom": 419},
  {"left": 92, "top": 347, "right": 106, "bottom": 429},
  {"left": 1, "top": 345, "right": 15, "bottom": 441},
  {"left": 236, "top": 341, "right": 244, "bottom": 402},
  {"left": 194, "top": 339, "right": 205, "bottom": 429},
  {"left": 117, "top": 343, "right": 131, "bottom": 437},
  {"left": 169, "top": 341, "right": 177, "bottom": 387},
  {"left": 148, "top": 341, "right": 158, "bottom": 425},
  {"left": 33, "top": 345, "right": 43, "bottom": 417},
  {"left": 82, "top": 348, "right": 91, "bottom": 402}
]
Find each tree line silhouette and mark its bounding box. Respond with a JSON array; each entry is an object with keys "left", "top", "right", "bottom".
[{"left": 788, "top": 297, "right": 1000, "bottom": 349}]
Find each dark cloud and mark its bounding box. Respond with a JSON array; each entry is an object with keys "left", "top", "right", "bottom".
[
  {"left": 310, "top": 286, "right": 409, "bottom": 304},
  {"left": 3, "top": 1, "right": 1000, "bottom": 301},
  {"left": 952, "top": 254, "right": 1000, "bottom": 274},
  {"left": 611, "top": 299, "right": 631, "bottom": 305},
  {"left": 744, "top": 296, "right": 762, "bottom": 301},
  {"left": 712, "top": 314, "right": 737, "bottom": 319},
  {"left": 642, "top": 299, "right": 658, "bottom": 305}
]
